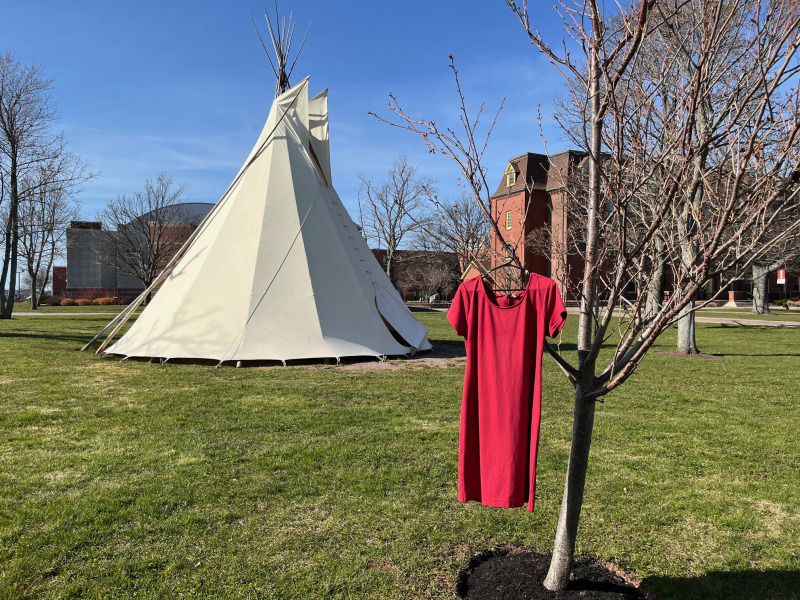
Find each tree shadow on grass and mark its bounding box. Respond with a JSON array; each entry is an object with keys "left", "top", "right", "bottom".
[
  {"left": 717, "top": 352, "right": 800, "bottom": 357},
  {"left": 704, "top": 322, "right": 800, "bottom": 332},
  {"left": 0, "top": 331, "right": 98, "bottom": 345},
  {"left": 643, "top": 568, "right": 800, "bottom": 600}
]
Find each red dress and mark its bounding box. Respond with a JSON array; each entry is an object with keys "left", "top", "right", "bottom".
[{"left": 447, "top": 274, "right": 566, "bottom": 511}]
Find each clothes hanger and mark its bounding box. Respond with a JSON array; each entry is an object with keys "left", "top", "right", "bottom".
[{"left": 482, "top": 261, "right": 529, "bottom": 296}]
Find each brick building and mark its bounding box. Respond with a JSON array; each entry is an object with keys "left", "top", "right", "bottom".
[
  {"left": 490, "top": 150, "right": 588, "bottom": 299},
  {"left": 489, "top": 151, "right": 798, "bottom": 304}
]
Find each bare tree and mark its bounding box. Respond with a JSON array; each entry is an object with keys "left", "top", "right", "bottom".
[
  {"left": 404, "top": 220, "right": 465, "bottom": 300},
  {"left": 0, "top": 53, "right": 88, "bottom": 318},
  {"left": 511, "top": 0, "right": 800, "bottom": 587},
  {"left": 395, "top": 251, "right": 460, "bottom": 302},
  {"left": 20, "top": 267, "right": 47, "bottom": 301},
  {"left": 95, "top": 173, "right": 191, "bottom": 303},
  {"left": 370, "top": 61, "right": 531, "bottom": 289},
  {"left": 416, "top": 195, "right": 491, "bottom": 274},
  {"left": 18, "top": 157, "right": 84, "bottom": 309},
  {"left": 787, "top": 253, "right": 800, "bottom": 299},
  {"left": 749, "top": 197, "right": 800, "bottom": 312},
  {"left": 357, "top": 155, "right": 435, "bottom": 281},
  {"left": 377, "top": 0, "right": 800, "bottom": 591}
]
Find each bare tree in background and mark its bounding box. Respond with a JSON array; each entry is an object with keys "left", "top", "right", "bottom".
[
  {"left": 748, "top": 195, "right": 800, "bottom": 313},
  {"left": 404, "top": 217, "right": 466, "bottom": 301},
  {"left": 0, "top": 53, "right": 90, "bottom": 318},
  {"left": 370, "top": 61, "right": 533, "bottom": 289},
  {"left": 18, "top": 157, "right": 84, "bottom": 309},
  {"left": 395, "top": 252, "right": 460, "bottom": 301},
  {"left": 358, "top": 155, "right": 434, "bottom": 282},
  {"left": 418, "top": 195, "right": 490, "bottom": 273},
  {"left": 377, "top": 0, "right": 800, "bottom": 591},
  {"left": 19, "top": 267, "right": 48, "bottom": 305},
  {"left": 787, "top": 253, "right": 800, "bottom": 299},
  {"left": 95, "top": 173, "right": 191, "bottom": 303}
]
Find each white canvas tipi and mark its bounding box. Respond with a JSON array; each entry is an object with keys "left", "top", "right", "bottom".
[{"left": 94, "top": 78, "right": 432, "bottom": 363}]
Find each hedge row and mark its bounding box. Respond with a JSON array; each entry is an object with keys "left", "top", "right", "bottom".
[{"left": 42, "top": 295, "right": 118, "bottom": 306}]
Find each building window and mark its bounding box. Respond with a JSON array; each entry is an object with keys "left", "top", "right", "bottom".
[
  {"left": 505, "top": 210, "right": 512, "bottom": 230},
  {"left": 505, "top": 163, "right": 516, "bottom": 187}
]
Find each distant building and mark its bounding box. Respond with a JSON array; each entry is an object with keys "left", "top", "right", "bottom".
[
  {"left": 490, "top": 151, "right": 587, "bottom": 299},
  {"left": 461, "top": 258, "right": 492, "bottom": 283},
  {"left": 52, "top": 266, "right": 67, "bottom": 296},
  {"left": 490, "top": 151, "right": 799, "bottom": 303},
  {"left": 57, "top": 202, "right": 214, "bottom": 300}
]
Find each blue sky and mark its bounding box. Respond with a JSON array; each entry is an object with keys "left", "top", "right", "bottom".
[{"left": 0, "top": 0, "right": 572, "bottom": 220}]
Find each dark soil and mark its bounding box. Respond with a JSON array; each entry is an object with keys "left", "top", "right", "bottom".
[{"left": 457, "top": 549, "right": 648, "bottom": 600}]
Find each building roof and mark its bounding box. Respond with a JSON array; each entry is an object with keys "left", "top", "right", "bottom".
[
  {"left": 132, "top": 202, "right": 215, "bottom": 226},
  {"left": 490, "top": 150, "right": 590, "bottom": 198}
]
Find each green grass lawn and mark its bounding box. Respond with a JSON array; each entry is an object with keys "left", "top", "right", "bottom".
[
  {"left": 696, "top": 308, "right": 800, "bottom": 322},
  {"left": 1, "top": 312, "right": 799, "bottom": 599}
]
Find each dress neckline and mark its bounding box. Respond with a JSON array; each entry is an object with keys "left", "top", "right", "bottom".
[{"left": 478, "top": 275, "right": 530, "bottom": 310}]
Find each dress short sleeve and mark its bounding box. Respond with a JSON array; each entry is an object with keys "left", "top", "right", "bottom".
[
  {"left": 448, "top": 282, "right": 470, "bottom": 338},
  {"left": 547, "top": 281, "right": 567, "bottom": 338}
]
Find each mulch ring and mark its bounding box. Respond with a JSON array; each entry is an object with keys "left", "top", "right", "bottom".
[{"left": 457, "top": 547, "right": 651, "bottom": 600}]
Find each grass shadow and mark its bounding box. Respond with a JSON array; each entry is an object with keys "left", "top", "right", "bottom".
[
  {"left": 430, "top": 340, "right": 465, "bottom": 351},
  {"left": 408, "top": 306, "right": 442, "bottom": 313},
  {"left": 0, "top": 331, "right": 96, "bottom": 345},
  {"left": 721, "top": 353, "right": 800, "bottom": 357},
  {"left": 705, "top": 323, "right": 800, "bottom": 331},
  {"left": 644, "top": 568, "right": 800, "bottom": 599}
]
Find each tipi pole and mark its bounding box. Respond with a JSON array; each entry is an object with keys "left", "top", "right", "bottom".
[
  {"left": 93, "top": 288, "right": 153, "bottom": 354},
  {"left": 79, "top": 292, "right": 144, "bottom": 351},
  {"left": 82, "top": 80, "right": 309, "bottom": 354},
  {"left": 85, "top": 197, "right": 227, "bottom": 354}
]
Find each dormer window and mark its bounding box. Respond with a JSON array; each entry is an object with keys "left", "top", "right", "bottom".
[{"left": 505, "top": 163, "right": 517, "bottom": 187}]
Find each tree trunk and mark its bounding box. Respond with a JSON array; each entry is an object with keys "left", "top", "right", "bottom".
[
  {"left": 646, "top": 237, "right": 666, "bottom": 319},
  {"left": 544, "top": 25, "right": 604, "bottom": 590},
  {"left": 385, "top": 250, "right": 394, "bottom": 282},
  {"left": 0, "top": 212, "right": 11, "bottom": 316},
  {"left": 2, "top": 155, "right": 20, "bottom": 319},
  {"left": 676, "top": 299, "right": 699, "bottom": 354},
  {"left": 544, "top": 379, "right": 597, "bottom": 591},
  {"left": 752, "top": 262, "right": 783, "bottom": 315},
  {"left": 37, "top": 267, "right": 50, "bottom": 307},
  {"left": 29, "top": 272, "right": 38, "bottom": 310},
  {"left": 751, "top": 265, "right": 774, "bottom": 314}
]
